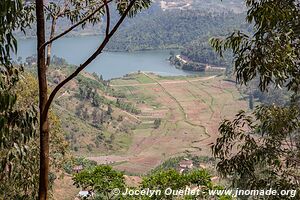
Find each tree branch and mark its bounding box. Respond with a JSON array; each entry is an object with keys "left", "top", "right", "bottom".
[
  {"left": 58, "top": 1, "right": 101, "bottom": 17},
  {"left": 104, "top": 0, "right": 110, "bottom": 37},
  {"left": 56, "top": 0, "right": 69, "bottom": 17},
  {"left": 46, "top": 17, "right": 57, "bottom": 67},
  {"left": 40, "top": 0, "right": 113, "bottom": 50},
  {"left": 43, "top": 5, "right": 55, "bottom": 18},
  {"left": 42, "top": 0, "right": 137, "bottom": 120}
]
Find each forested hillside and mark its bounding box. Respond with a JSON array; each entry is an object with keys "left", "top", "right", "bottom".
[
  {"left": 106, "top": 11, "right": 246, "bottom": 51},
  {"left": 24, "top": 58, "right": 142, "bottom": 155},
  {"left": 169, "top": 39, "right": 234, "bottom": 72},
  {"left": 181, "top": 41, "right": 228, "bottom": 66},
  {"left": 160, "top": 0, "right": 245, "bottom": 13}
]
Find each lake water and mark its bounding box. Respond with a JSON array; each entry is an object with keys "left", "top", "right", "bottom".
[{"left": 16, "top": 36, "right": 201, "bottom": 79}]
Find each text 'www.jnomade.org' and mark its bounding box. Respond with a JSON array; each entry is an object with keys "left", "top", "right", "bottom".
[{"left": 111, "top": 187, "right": 297, "bottom": 198}]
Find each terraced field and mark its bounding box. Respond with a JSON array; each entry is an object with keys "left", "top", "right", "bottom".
[{"left": 89, "top": 73, "right": 247, "bottom": 174}]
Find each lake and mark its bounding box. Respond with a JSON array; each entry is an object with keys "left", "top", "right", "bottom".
[{"left": 16, "top": 36, "right": 202, "bottom": 79}]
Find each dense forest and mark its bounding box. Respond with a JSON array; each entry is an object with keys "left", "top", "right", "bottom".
[
  {"left": 106, "top": 11, "right": 247, "bottom": 51},
  {"left": 169, "top": 40, "right": 231, "bottom": 72}
]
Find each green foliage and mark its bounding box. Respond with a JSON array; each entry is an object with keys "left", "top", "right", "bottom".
[
  {"left": 187, "top": 169, "right": 213, "bottom": 188},
  {"left": 0, "top": 2, "right": 36, "bottom": 198},
  {"left": 116, "top": 0, "right": 152, "bottom": 17},
  {"left": 107, "top": 11, "right": 246, "bottom": 51},
  {"left": 116, "top": 98, "right": 141, "bottom": 114},
  {"left": 77, "top": 74, "right": 106, "bottom": 91},
  {"left": 141, "top": 169, "right": 190, "bottom": 199},
  {"left": 44, "top": 0, "right": 152, "bottom": 33},
  {"left": 51, "top": 55, "right": 68, "bottom": 66},
  {"left": 77, "top": 84, "right": 104, "bottom": 107},
  {"left": 0, "top": 69, "right": 38, "bottom": 199},
  {"left": 75, "top": 74, "right": 110, "bottom": 107},
  {"left": 45, "top": 0, "right": 103, "bottom": 26},
  {"left": 0, "top": 72, "right": 69, "bottom": 199},
  {"left": 179, "top": 40, "right": 232, "bottom": 72},
  {"left": 0, "top": 0, "right": 34, "bottom": 66},
  {"left": 141, "top": 169, "right": 213, "bottom": 200},
  {"left": 73, "top": 165, "right": 126, "bottom": 199},
  {"left": 0, "top": 69, "right": 37, "bottom": 158},
  {"left": 0, "top": 0, "right": 37, "bottom": 188},
  {"left": 210, "top": 0, "right": 300, "bottom": 92},
  {"left": 213, "top": 107, "right": 300, "bottom": 199},
  {"left": 87, "top": 144, "right": 93, "bottom": 152},
  {"left": 243, "top": 78, "right": 290, "bottom": 106},
  {"left": 210, "top": 0, "right": 300, "bottom": 198},
  {"left": 73, "top": 166, "right": 228, "bottom": 200},
  {"left": 182, "top": 40, "right": 228, "bottom": 66}
]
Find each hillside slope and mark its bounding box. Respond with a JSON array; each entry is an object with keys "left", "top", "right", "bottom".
[
  {"left": 37, "top": 64, "right": 142, "bottom": 156},
  {"left": 106, "top": 11, "right": 246, "bottom": 51}
]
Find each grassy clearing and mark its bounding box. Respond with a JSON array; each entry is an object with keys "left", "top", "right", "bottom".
[{"left": 134, "top": 73, "right": 156, "bottom": 83}]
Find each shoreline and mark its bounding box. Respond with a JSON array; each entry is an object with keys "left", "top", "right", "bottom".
[{"left": 16, "top": 34, "right": 183, "bottom": 53}]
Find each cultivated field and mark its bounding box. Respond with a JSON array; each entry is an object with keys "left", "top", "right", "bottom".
[{"left": 89, "top": 73, "right": 247, "bottom": 174}]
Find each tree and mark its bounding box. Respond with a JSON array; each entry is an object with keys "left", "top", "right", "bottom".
[
  {"left": 73, "top": 165, "right": 126, "bottom": 200},
  {"left": 154, "top": 118, "right": 162, "bottom": 129},
  {"left": 34, "top": 0, "right": 152, "bottom": 198},
  {"left": 0, "top": 70, "right": 38, "bottom": 199},
  {"left": 105, "top": 10, "right": 245, "bottom": 51},
  {"left": 92, "top": 108, "right": 99, "bottom": 124},
  {"left": 107, "top": 104, "right": 113, "bottom": 115},
  {"left": 0, "top": 72, "right": 69, "bottom": 199},
  {"left": 210, "top": 0, "right": 300, "bottom": 199},
  {"left": 0, "top": 1, "right": 38, "bottom": 199},
  {"left": 141, "top": 169, "right": 222, "bottom": 200},
  {"left": 0, "top": 0, "right": 34, "bottom": 67},
  {"left": 73, "top": 165, "right": 231, "bottom": 200}
]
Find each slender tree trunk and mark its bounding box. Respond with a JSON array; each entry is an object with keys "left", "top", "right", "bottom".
[
  {"left": 36, "top": 0, "right": 49, "bottom": 199},
  {"left": 46, "top": 17, "right": 57, "bottom": 67},
  {"left": 34, "top": 1, "right": 136, "bottom": 199}
]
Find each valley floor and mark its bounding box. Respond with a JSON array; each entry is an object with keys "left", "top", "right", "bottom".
[{"left": 88, "top": 72, "right": 247, "bottom": 174}]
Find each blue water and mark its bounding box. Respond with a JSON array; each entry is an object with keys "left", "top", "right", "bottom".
[{"left": 16, "top": 36, "right": 201, "bottom": 79}]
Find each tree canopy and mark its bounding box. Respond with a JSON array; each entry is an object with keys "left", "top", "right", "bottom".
[{"left": 211, "top": 0, "right": 300, "bottom": 199}]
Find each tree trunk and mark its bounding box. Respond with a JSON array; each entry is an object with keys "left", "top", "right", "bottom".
[
  {"left": 36, "top": 0, "right": 49, "bottom": 199},
  {"left": 46, "top": 17, "right": 57, "bottom": 67}
]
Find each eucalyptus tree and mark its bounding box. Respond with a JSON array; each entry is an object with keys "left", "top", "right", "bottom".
[
  {"left": 0, "top": 0, "right": 34, "bottom": 67},
  {"left": 210, "top": 0, "right": 300, "bottom": 199},
  {"left": 34, "top": 0, "right": 151, "bottom": 199},
  {"left": 0, "top": 71, "right": 38, "bottom": 199},
  {"left": 0, "top": 0, "right": 37, "bottom": 198},
  {"left": 1, "top": 72, "right": 69, "bottom": 199}
]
